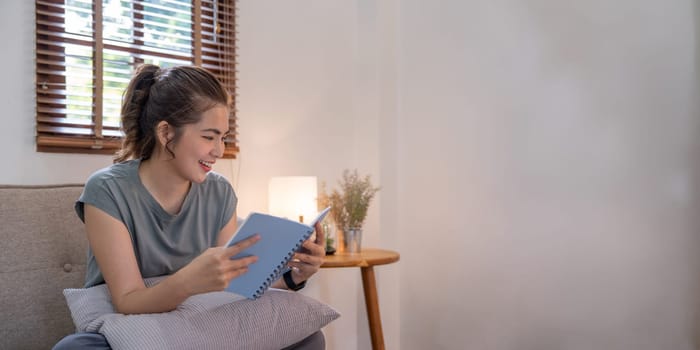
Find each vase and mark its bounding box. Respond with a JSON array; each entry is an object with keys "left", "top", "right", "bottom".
[{"left": 342, "top": 227, "right": 363, "bottom": 253}]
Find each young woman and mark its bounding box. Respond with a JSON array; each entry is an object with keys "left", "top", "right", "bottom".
[{"left": 53, "top": 64, "right": 327, "bottom": 349}]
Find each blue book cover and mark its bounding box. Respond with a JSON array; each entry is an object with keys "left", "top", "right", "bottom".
[{"left": 224, "top": 207, "right": 330, "bottom": 299}]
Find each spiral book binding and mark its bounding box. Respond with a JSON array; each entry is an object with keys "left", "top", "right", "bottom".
[{"left": 224, "top": 207, "right": 331, "bottom": 299}]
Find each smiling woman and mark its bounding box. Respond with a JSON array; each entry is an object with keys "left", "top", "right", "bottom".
[{"left": 53, "top": 64, "right": 330, "bottom": 350}]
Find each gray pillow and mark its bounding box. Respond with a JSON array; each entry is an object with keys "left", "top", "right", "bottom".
[{"left": 63, "top": 277, "right": 340, "bottom": 350}]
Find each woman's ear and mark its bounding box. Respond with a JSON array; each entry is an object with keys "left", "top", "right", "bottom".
[{"left": 155, "top": 121, "right": 174, "bottom": 146}]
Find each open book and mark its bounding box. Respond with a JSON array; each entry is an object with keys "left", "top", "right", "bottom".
[{"left": 224, "top": 207, "right": 331, "bottom": 299}]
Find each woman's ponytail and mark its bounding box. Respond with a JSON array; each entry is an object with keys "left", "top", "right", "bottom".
[{"left": 114, "top": 64, "right": 160, "bottom": 163}]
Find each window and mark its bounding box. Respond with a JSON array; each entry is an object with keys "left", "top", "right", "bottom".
[{"left": 35, "top": 0, "right": 238, "bottom": 158}]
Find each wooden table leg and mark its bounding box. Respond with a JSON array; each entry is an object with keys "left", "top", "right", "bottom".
[{"left": 361, "top": 266, "right": 385, "bottom": 350}]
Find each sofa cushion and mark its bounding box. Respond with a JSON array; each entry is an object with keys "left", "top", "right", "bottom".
[
  {"left": 64, "top": 276, "right": 340, "bottom": 350},
  {"left": 0, "top": 184, "right": 87, "bottom": 350}
]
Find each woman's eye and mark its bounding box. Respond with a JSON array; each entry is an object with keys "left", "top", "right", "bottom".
[{"left": 203, "top": 136, "right": 214, "bottom": 141}]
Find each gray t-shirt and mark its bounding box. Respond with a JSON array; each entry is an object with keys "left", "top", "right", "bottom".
[{"left": 75, "top": 159, "right": 237, "bottom": 288}]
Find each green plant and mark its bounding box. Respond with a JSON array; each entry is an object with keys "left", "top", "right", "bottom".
[{"left": 319, "top": 169, "right": 380, "bottom": 230}]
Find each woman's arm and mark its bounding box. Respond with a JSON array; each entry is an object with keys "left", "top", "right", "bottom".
[
  {"left": 215, "top": 211, "right": 238, "bottom": 246},
  {"left": 85, "top": 204, "right": 258, "bottom": 314}
]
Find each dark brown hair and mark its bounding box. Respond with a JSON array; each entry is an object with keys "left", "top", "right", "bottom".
[{"left": 114, "top": 64, "right": 231, "bottom": 162}]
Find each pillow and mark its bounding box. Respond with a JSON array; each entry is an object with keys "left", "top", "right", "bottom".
[{"left": 63, "top": 277, "right": 340, "bottom": 350}]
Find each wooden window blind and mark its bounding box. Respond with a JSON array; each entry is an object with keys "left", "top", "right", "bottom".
[{"left": 35, "top": 0, "right": 239, "bottom": 158}]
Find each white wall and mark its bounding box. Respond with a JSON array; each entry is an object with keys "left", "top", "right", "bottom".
[
  {"left": 236, "top": 2, "right": 395, "bottom": 349},
  {"left": 397, "top": 0, "right": 700, "bottom": 349}
]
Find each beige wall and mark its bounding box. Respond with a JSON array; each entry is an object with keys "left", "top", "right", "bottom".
[{"left": 396, "top": 0, "right": 700, "bottom": 349}]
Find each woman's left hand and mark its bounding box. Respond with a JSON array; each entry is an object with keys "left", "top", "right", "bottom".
[{"left": 287, "top": 222, "right": 326, "bottom": 284}]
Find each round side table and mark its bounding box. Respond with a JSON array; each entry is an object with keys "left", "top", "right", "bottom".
[{"left": 321, "top": 248, "right": 400, "bottom": 350}]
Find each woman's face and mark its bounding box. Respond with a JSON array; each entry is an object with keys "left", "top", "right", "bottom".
[{"left": 168, "top": 104, "right": 230, "bottom": 183}]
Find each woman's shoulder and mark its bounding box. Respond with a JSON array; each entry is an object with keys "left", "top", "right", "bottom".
[
  {"left": 197, "top": 171, "right": 235, "bottom": 199},
  {"left": 202, "top": 171, "right": 233, "bottom": 190},
  {"left": 85, "top": 160, "right": 139, "bottom": 187}
]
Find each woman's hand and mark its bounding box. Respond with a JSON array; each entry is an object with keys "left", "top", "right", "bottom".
[
  {"left": 287, "top": 222, "right": 326, "bottom": 285},
  {"left": 176, "top": 234, "right": 260, "bottom": 296}
]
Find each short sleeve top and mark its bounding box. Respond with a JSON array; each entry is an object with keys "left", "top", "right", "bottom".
[{"left": 75, "top": 159, "right": 237, "bottom": 288}]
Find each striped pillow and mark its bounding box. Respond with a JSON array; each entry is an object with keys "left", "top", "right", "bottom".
[{"left": 63, "top": 277, "right": 340, "bottom": 350}]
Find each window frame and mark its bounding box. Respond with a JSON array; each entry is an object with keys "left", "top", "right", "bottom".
[{"left": 34, "top": 0, "right": 239, "bottom": 158}]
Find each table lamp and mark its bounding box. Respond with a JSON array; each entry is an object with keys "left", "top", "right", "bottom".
[{"left": 268, "top": 176, "right": 318, "bottom": 223}]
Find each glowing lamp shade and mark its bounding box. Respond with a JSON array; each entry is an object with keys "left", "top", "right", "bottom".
[{"left": 268, "top": 176, "right": 318, "bottom": 223}]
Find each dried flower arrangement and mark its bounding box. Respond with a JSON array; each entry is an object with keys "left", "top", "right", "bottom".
[{"left": 319, "top": 169, "right": 380, "bottom": 230}]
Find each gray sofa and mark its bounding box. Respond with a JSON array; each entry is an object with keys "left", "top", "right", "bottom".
[{"left": 0, "top": 184, "right": 87, "bottom": 350}]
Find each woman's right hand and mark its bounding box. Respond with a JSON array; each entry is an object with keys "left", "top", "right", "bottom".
[{"left": 176, "top": 234, "right": 260, "bottom": 296}]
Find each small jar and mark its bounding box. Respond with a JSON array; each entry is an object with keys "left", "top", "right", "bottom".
[{"left": 322, "top": 219, "right": 337, "bottom": 255}]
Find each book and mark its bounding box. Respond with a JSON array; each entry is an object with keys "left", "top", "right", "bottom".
[{"left": 224, "top": 207, "right": 331, "bottom": 299}]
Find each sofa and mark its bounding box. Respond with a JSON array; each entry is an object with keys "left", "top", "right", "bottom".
[
  {"left": 0, "top": 184, "right": 87, "bottom": 349},
  {"left": 0, "top": 184, "right": 340, "bottom": 350}
]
